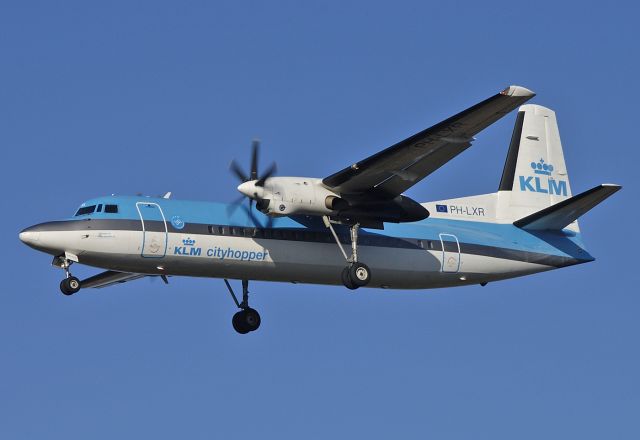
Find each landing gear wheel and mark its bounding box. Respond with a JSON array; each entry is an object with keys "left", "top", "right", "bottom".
[
  {"left": 232, "top": 311, "right": 250, "bottom": 334},
  {"left": 224, "top": 279, "right": 262, "bottom": 334},
  {"left": 243, "top": 308, "right": 261, "bottom": 331},
  {"left": 341, "top": 267, "right": 358, "bottom": 290},
  {"left": 324, "top": 220, "right": 371, "bottom": 290},
  {"left": 349, "top": 262, "right": 371, "bottom": 287},
  {"left": 60, "top": 276, "right": 81, "bottom": 296},
  {"left": 232, "top": 308, "right": 261, "bottom": 334}
]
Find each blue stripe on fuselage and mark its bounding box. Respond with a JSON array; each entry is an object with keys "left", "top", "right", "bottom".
[{"left": 72, "top": 195, "right": 593, "bottom": 262}]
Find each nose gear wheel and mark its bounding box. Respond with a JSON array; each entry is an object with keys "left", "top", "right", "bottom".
[
  {"left": 60, "top": 276, "right": 81, "bottom": 295},
  {"left": 54, "top": 256, "right": 82, "bottom": 295}
]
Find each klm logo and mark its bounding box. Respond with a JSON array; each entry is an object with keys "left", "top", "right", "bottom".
[
  {"left": 174, "top": 237, "right": 202, "bottom": 256},
  {"left": 519, "top": 159, "right": 567, "bottom": 196}
]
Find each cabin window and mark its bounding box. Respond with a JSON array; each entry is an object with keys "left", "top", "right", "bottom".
[
  {"left": 244, "top": 228, "right": 255, "bottom": 237},
  {"left": 443, "top": 241, "right": 458, "bottom": 252},
  {"left": 96, "top": 204, "right": 103, "bottom": 212},
  {"left": 75, "top": 205, "right": 96, "bottom": 216},
  {"left": 104, "top": 204, "right": 118, "bottom": 213}
]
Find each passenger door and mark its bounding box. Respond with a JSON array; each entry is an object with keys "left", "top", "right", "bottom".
[
  {"left": 439, "top": 233, "right": 460, "bottom": 273},
  {"left": 136, "top": 202, "right": 168, "bottom": 258}
]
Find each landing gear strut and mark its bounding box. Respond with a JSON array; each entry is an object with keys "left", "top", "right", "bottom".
[
  {"left": 323, "top": 217, "right": 372, "bottom": 290},
  {"left": 54, "top": 256, "right": 81, "bottom": 296},
  {"left": 224, "top": 279, "right": 261, "bottom": 334}
]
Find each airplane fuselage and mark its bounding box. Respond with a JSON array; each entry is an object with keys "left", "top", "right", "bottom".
[{"left": 19, "top": 195, "right": 593, "bottom": 290}]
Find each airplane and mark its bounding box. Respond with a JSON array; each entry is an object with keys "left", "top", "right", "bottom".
[{"left": 19, "top": 85, "right": 621, "bottom": 334}]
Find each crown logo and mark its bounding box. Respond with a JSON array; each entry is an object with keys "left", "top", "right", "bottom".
[
  {"left": 530, "top": 158, "right": 554, "bottom": 176},
  {"left": 182, "top": 238, "right": 195, "bottom": 246}
]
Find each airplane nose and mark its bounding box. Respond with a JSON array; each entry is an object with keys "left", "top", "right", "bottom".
[{"left": 19, "top": 226, "right": 40, "bottom": 245}]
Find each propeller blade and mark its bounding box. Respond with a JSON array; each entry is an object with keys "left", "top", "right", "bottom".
[
  {"left": 241, "top": 204, "right": 262, "bottom": 228},
  {"left": 250, "top": 139, "right": 259, "bottom": 181},
  {"left": 229, "top": 160, "right": 249, "bottom": 182},
  {"left": 241, "top": 202, "right": 274, "bottom": 229},
  {"left": 226, "top": 194, "right": 246, "bottom": 217},
  {"left": 255, "top": 162, "right": 277, "bottom": 187}
]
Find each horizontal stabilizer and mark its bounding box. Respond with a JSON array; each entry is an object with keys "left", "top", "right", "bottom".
[{"left": 514, "top": 184, "right": 621, "bottom": 231}]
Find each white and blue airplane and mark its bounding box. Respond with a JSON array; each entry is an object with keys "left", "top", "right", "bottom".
[{"left": 20, "top": 86, "right": 620, "bottom": 333}]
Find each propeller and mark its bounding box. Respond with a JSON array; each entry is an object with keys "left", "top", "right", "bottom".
[
  {"left": 228, "top": 139, "right": 277, "bottom": 225},
  {"left": 230, "top": 140, "right": 278, "bottom": 187}
]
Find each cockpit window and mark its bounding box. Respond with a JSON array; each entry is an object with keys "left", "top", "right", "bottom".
[
  {"left": 75, "top": 205, "right": 96, "bottom": 216},
  {"left": 104, "top": 204, "right": 118, "bottom": 213}
]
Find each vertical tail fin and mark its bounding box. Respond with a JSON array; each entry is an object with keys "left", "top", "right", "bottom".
[{"left": 497, "top": 104, "right": 574, "bottom": 223}]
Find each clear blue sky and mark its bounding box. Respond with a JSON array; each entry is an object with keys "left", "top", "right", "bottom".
[{"left": 1, "top": 1, "right": 638, "bottom": 438}]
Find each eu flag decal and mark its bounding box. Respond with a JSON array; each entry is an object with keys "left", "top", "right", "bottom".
[{"left": 436, "top": 204, "right": 448, "bottom": 213}]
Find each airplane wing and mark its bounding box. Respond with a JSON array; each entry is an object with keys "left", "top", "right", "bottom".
[
  {"left": 322, "top": 85, "right": 535, "bottom": 199},
  {"left": 80, "top": 270, "right": 161, "bottom": 289}
]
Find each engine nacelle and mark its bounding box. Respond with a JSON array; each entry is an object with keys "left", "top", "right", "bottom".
[
  {"left": 324, "top": 195, "right": 349, "bottom": 211},
  {"left": 253, "top": 176, "right": 428, "bottom": 224},
  {"left": 259, "top": 177, "right": 343, "bottom": 216}
]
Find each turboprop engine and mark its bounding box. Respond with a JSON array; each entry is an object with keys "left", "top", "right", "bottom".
[
  {"left": 238, "top": 177, "right": 345, "bottom": 216},
  {"left": 230, "top": 140, "right": 429, "bottom": 225},
  {"left": 238, "top": 176, "right": 429, "bottom": 224}
]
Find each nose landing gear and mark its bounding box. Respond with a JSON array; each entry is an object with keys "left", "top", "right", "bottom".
[
  {"left": 53, "top": 255, "right": 81, "bottom": 295},
  {"left": 224, "top": 279, "right": 261, "bottom": 334}
]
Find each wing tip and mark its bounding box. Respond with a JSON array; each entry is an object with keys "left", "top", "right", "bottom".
[{"left": 501, "top": 85, "right": 536, "bottom": 98}]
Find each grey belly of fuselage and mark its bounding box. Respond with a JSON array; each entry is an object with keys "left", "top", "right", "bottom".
[{"left": 47, "top": 229, "right": 548, "bottom": 290}]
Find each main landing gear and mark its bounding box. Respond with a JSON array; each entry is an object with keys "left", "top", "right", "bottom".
[
  {"left": 224, "top": 279, "right": 261, "bottom": 334},
  {"left": 323, "top": 217, "right": 371, "bottom": 290},
  {"left": 53, "top": 256, "right": 81, "bottom": 296}
]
